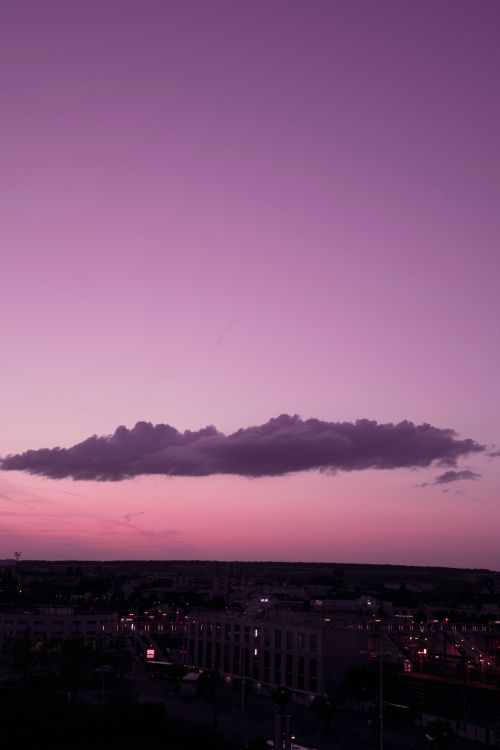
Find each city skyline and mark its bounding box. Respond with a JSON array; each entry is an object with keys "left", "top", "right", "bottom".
[{"left": 1, "top": 0, "right": 499, "bottom": 566}]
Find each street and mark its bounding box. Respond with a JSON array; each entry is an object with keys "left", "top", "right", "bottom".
[{"left": 97, "top": 670, "right": 488, "bottom": 750}]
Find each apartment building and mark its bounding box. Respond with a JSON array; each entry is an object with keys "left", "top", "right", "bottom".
[
  {"left": 185, "top": 611, "right": 367, "bottom": 702},
  {"left": 0, "top": 606, "right": 118, "bottom": 649}
]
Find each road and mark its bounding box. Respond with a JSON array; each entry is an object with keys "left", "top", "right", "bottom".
[
  {"left": 85, "top": 669, "right": 488, "bottom": 750},
  {"left": 2, "top": 653, "right": 489, "bottom": 750}
]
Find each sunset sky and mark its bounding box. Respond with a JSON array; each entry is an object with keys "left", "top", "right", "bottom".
[{"left": 1, "top": 0, "right": 499, "bottom": 567}]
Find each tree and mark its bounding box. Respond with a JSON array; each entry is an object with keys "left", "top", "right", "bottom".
[
  {"left": 13, "top": 633, "right": 33, "bottom": 679},
  {"left": 272, "top": 686, "right": 292, "bottom": 709},
  {"left": 338, "top": 665, "right": 377, "bottom": 704},
  {"left": 413, "top": 609, "right": 428, "bottom": 623},
  {"left": 311, "top": 694, "right": 336, "bottom": 733},
  {"left": 61, "top": 636, "right": 91, "bottom": 699},
  {"left": 425, "top": 720, "right": 453, "bottom": 749},
  {"left": 111, "top": 632, "right": 130, "bottom": 676},
  {"left": 200, "top": 670, "right": 223, "bottom": 727}
]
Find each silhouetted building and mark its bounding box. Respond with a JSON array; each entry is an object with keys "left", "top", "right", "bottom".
[
  {"left": 184, "top": 611, "right": 367, "bottom": 702},
  {"left": 0, "top": 606, "right": 117, "bottom": 650}
]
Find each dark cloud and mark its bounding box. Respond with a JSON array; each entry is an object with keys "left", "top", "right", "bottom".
[
  {"left": 0, "top": 415, "right": 485, "bottom": 482},
  {"left": 419, "top": 469, "right": 481, "bottom": 488},
  {"left": 434, "top": 469, "right": 481, "bottom": 484}
]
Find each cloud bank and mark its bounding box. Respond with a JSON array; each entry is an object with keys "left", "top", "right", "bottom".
[{"left": 0, "top": 415, "right": 485, "bottom": 482}]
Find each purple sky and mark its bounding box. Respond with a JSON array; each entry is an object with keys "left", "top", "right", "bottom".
[{"left": 1, "top": 0, "right": 499, "bottom": 566}]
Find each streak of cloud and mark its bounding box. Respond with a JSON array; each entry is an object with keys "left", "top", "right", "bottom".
[
  {"left": 435, "top": 469, "right": 481, "bottom": 484},
  {"left": 203, "top": 319, "right": 234, "bottom": 356},
  {"left": 0, "top": 414, "right": 485, "bottom": 482},
  {"left": 418, "top": 469, "right": 481, "bottom": 488},
  {"left": 123, "top": 511, "right": 147, "bottom": 523}
]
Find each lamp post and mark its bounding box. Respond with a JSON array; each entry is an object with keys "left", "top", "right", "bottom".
[
  {"left": 361, "top": 646, "right": 392, "bottom": 750},
  {"left": 273, "top": 686, "right": 292, "bottom": 750},
  {"left": 378, "top": 651, "right": 383, "bottom": 750},
  {"left": 418, "top": 650, "right": 424, "bottom": 673}
]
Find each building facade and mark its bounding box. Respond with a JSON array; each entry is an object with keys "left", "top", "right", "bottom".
[
  {"left": 185, "top": 611, "right": 367, "bottom": 701},
  {"left": 0, "top": 606, "right": 118, "bottom": 650}
]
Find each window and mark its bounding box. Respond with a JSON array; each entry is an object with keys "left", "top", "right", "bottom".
[
  {"left": 309, "top": 657, "right": 317, "bottom": 691},
  {"left": 309, "top": 634, "right": 317, "bottom": 652},
  {"left": 253, "top": 648, "right": 260, "bottom": 679},
  {"left": 297, "top": 656, "right": 305, "bottom": 690},
  {"left": 286, "top": 631, "right": 293, "bottom": 650},
  {"left": 274, "top": 658, "right": 281, "bottom": 686},
  {"left": 285, "top": 654, "right": 293, "bottom": 687},
  {"left": 263, "top": 651, "right": 270, "bottom": 683},
  {"left": 243, "top": 647, "right": 250, "bottom": 677},
  {"left": 274, "top": 629, "right": 282, "bottom": 649}
]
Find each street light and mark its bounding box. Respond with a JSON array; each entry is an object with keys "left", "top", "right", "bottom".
[
  {"left": 418, "top": 649, "right": 427, "bottom": 673},
  {"left": 378, "top": 652, "right": 383, "bottom": 750},
  {"left": 361, "top": 648, "right": 394, "bottom": 750}
]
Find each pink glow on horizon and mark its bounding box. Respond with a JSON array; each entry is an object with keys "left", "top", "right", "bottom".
[
  {"left": 1, "top": 464, "right": 499, "bottom": 568},
  {"left": 0, "top": 0, "right": 499, "bottom": 566}
]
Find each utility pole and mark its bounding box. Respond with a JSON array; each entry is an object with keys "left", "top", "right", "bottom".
[
  {"left": 379, "top": 652, "right": 383, "bottom": 750},
  {"left": 361, "top": 642, "right": 391, "bottom": 750},
  {"left": 14, "top": 551, "right": 21, "bottom": 592},
  {"left": 273, "top": 687, "right": 292, "bottom": 750}
]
